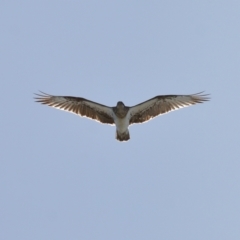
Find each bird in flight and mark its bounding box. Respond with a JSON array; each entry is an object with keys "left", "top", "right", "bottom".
[{"left": 35, "top": 91, "right": 209, "bottom": 141}]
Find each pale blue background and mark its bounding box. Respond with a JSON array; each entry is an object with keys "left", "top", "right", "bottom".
[{"left": 1, "top": 1, "right": 240, "bottom": 239}]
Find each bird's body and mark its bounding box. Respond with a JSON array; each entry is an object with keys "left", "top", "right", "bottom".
[
  {"left": 35, "top": 92, "right": 210, "bottom": 141},
  {"left": 112, "top": 102, "right": 131, "bottom": 141}
]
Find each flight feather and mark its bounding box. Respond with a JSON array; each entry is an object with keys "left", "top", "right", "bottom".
[
  {"left": 129, "top": 92, "right": 210, "bottom": 124},
  {"left": 34, "top": 92, "right": 114, "bottom": 124}
]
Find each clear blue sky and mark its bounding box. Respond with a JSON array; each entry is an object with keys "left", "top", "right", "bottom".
[{"left": 1, "top": 1, "right": 240, "bottom": 239}]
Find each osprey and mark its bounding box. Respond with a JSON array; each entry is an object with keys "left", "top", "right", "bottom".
[{"left": 35, "top": 92, "right": 209, "bottom": 141}]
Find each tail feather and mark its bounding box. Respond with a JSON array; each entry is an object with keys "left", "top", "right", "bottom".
[{"left": 116, "top": 130, "right": 130, "bottom": 142}]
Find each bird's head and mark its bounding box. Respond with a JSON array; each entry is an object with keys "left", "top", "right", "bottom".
[{"left": 116, "top": 101, "right": 125, "bottom": 109}]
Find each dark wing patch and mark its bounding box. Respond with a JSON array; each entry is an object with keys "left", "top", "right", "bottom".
[
  {"left": 35, "top": 92, "right": 114, "bottom": 125},
  {"left": 129, "top": 92, "right": 210, "bottom": 124}
]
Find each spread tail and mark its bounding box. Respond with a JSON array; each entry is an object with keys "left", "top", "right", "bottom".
[{"left": 116, "top": 130, "right": 130, "bottom": 142}]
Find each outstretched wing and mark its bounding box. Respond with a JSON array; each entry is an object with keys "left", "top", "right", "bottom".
[
  {"left": 35, "top": 92, "right": 115, "bottom": 125},
  {"left": 129, "top": 92, "right": 210, "bottom": 124}
]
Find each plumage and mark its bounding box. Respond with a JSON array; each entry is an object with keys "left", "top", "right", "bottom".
[
  {"left": 35, "top": 92, "right": 114, "bottom": 125},
  {"left": 35, "top": 91, "right": 210, "bottom": 141},
  {"left": 129, "top": 92, "right": 209, "bottom": 124}
]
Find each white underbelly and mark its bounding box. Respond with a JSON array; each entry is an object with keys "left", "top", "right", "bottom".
[{"left": 113, "top": 114, "right": 130, "bottom": 133}]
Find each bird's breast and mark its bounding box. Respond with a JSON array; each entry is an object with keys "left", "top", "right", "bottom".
[
  {"left": 113, "top": 114, "right": 130, "bottom": 133},
  {"left": 113, "top": 106, "right": 129, "bottom": 118}
]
